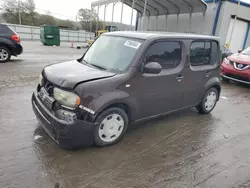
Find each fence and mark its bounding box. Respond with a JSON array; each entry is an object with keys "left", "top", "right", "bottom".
[{"left": 5, "top": 23, "right": 95, "bottom": 42}]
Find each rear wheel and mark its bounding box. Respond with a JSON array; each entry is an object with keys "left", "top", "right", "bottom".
[
  {"left": 94, "top": 107, "right": 128, "bottom": 146},
  {"left": 196, "top": 88, "right": 218, "bottom": 114},
  {"left": 0, "top": 47, "right": 11, "bottom": 63}
]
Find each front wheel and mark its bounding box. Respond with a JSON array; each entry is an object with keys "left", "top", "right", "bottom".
[
  {"left": 0, "top": 47, "right": 11, "bottom": 63},
  {"left": 196, "top": 88, "right": 218, "bottom": 114},
  {"left": 94, "top": 107, "right": 128, "bottom": 146}
]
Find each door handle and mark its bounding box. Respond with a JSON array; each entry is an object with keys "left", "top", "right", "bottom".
[{"left": 176, "top": 75, "right": 184, "bottom": 82}]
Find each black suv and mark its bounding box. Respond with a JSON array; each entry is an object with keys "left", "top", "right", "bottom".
[{"left": 0, "top": 24, "right": 23, "bottom": 63}]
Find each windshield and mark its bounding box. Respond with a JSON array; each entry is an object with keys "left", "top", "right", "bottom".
[
  {"left": 83, "top": 35, "right": 143, "bottom": 73},
  {"left": 241, "top": 46, "right": 250, "bottom": 55}
]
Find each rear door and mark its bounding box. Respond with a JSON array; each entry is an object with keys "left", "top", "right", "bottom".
[{"left": 181, "top": 40, "right": 220, "bottom": 107}]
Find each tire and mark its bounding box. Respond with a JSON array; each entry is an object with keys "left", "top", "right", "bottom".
[
  {"left": 196, "top": 87, "right": 219, "bottom": 114},
  {"left": 94, "top": 107, "right": 128, "bottom": 146},
  {"left": 0, "top": 47, "right": 11, "bottom": 63}
]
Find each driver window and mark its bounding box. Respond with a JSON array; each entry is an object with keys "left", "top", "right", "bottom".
[{"left": 145, "top": 41, "right": 182, "bottom": 69}]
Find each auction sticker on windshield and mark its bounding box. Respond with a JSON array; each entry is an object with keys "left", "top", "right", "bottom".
[{"left": 124, "top": 40, "right": 141, "bottom": 49}]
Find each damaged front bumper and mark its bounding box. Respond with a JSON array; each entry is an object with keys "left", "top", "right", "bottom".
[{"left": 32, "top": 92, "right": 96, "bottom": 149}]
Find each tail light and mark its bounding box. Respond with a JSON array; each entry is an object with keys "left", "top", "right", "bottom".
[{"left": 11, "top": 35, "right": 20, "bottom": 43}]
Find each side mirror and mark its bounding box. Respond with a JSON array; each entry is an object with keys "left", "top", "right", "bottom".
[
  {"left": 144, "top": 62, "right": 162, "bottom": 74},
  {"left": 238, "top": 49, "right": 243, "bottom": 53}
]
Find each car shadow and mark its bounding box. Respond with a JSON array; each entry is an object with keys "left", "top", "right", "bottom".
[{"left": 9, "top": 59, "right": 25, "bottom": 63}]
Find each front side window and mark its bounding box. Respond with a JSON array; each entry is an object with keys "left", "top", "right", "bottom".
[
  {"left": 83, "top": 35, "right": 144, "bottom": 73},
  {"left": 145, "top": 41, "right": 182, "bottom": 69},
  {"left": 190, "top": 41, "right": 219, "bottom": 66}
]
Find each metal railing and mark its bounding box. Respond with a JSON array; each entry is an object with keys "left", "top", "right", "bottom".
[{"left": 5, "top": 23, "right": 95, "bottom": 42}]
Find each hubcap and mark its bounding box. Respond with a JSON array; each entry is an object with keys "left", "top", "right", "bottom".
[
  {"left": 98, "top": 114, "right": 125, "bottom": 143},
  {"left": 204, "top": 91, "right": 217, "bottom": 111},
  {"left": 0, "top": 49, "right": 9, "bottom": 61}
]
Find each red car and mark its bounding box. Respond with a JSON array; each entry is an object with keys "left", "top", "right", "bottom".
[{"left": 221, "top": 46, "right": 250, "bottom": 84}]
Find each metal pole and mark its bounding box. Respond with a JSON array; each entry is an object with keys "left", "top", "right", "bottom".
[
  {"left": 18, "top": 0, "right": 21, "bottom": 25},
  {"left": 176, "top": 14, "right": 179, "bottom": 32},
  {"left": 203, "top": 12, "right": 206, "bottom": 34},
  {"left": 165, "top": 15, "right": 168, "bottom": 31},
  {"left": 156, "top": 16, "right": 158, "bottom": 31},
  {"left": 120, "top": 0, "right": 124, "bottom": 23},
  {"left": 188, "top": 13, "right": 192, "bottom": 32},
  {"left": 130, "top": 0, "right": 135, "bottom": 30},
  {"left": 90, "top": 7, "right": 93, "bottom": 38},
  {"left": 112, "top": 3, "right": 115, "bottom": 23},
  {"left": 148, "top": 17, "right": 150, "bottom": 31},
  {"left": 96, "top": 6, "right": 99, "bottom": 32},
  {"left": 142, "top": 0, "right": 148, "bottom": 31},
  {"left": 103, "top": 5, "right": 107, "bottom": 30},
  {"left": 228, "top": 0, "right": 241, "bottom": 48}
]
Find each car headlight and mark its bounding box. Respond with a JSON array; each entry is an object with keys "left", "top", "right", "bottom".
[
  {"left": 39, "top": 73, "right": 44, "bottom": 86},
  {"left": 53, "top": 88, "right": 81, "bottom": 108},
  {"left": 223, "top": 58, "right": 230, "bottom": 64}
]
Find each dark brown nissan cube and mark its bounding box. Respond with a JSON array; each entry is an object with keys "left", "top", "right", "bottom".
[{"left": 32, "top": 32, "right": 221, "bottom": 149}]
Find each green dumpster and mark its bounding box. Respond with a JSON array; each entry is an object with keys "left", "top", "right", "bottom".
[{"left": 40, "top": 25, "right": 60, "bottom": 46}]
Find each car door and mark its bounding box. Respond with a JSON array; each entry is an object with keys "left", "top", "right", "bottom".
[
  {"left": 131, "top": 40, "right": 186, "bottom": 120},
  {"left": 181, "top": 40, "right": 220, "bottom": 107}
]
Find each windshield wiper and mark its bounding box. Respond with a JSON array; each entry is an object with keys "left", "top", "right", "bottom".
[{"left": 90, "top": 63, "right": 107, "bottom": 70}]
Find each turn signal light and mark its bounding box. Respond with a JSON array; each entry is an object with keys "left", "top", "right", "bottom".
[{"left": 76, "top": 96, "right": 81, "bottom": 105}]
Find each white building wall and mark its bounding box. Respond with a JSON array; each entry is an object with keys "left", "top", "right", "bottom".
[
  {"left": 217, "top": 1, "right": 250, "bottom": 46},
  {"left": 246, "top": 31, "right": 250, "bottom": 48},
  {"left": 138, "top": 3, "right": 217, "bottom": 35},
  {"left": 137, "top": 1, "right": 250, "bottom": 48}
]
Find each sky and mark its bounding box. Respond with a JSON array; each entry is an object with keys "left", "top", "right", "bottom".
[
  {"left": 34, "top": 0, "right": 136, "bottom": 25},
  {"left": 14, "top": 0, "right": 250, "bottom": 26}
]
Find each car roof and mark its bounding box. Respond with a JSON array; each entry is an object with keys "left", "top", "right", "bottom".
[{"left": 103, "top": 31, "right": 220, "bottom": 41}]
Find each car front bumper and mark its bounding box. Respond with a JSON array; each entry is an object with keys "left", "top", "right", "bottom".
[
  {"left": 221, "top": 63, "right": 250, "bottom": 84},
  {"left": 32, "top": 92, "right": 96, "bottom": 149}
]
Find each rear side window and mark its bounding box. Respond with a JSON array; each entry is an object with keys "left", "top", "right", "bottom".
[
  {"left": 145, "top": 41, "right": 182, "bottom": 69},
  {"left": 0, "top": 25, "right": 14, "bottom": 34},
  {"left": 190, "top": 41, "right": 219, "bottom": 66}
]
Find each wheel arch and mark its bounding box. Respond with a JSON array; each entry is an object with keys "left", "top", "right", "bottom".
[
  {"left": 0, "top": 43, "right": 12, "bottom": 53},
  {"left": 92, "top": 101, "right": 136, "bottom": 123},
  {"left": 204, "top": 77, "right": 221, "bottom": 100}
]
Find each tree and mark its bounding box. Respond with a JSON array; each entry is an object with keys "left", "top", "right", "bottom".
[
  {"left": 1, "top": 0, "right": 23, "bottom": 24},
  {"left": 0, "top": 0, "right": 78, "bottom": 30},
  {"left": 24, "top": 0, "right": 36, "bottom": 25},
  {"left": 77, "top": 8, "right": 98, "bottom": 31}
]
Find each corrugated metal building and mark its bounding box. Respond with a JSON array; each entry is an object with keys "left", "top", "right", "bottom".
[
  {"left": 137, "top": 0, "right": 250, "bottom": 52},
  {"left": 92, "top": 0, "right": 250, "bottom": 53}
]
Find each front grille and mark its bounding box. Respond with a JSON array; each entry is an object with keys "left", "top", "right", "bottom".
[
  {"left": 43, "top": 78, "right": 54, "bottom": 96},
  {"left": 226, "top": 73, "right": 250, "bottom": 82},
  {"left": 38, "top": 87, "right": 55, "bottom": 110},
  {"left": 43, "top": 96, "right": 54, "bottom": 109},
  {"left": 234, "top": 62, "right": 249, "bottom": 69}
]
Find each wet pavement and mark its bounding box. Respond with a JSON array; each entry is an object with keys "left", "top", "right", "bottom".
[{"left": 1, "top": 41, "right": 250, "bottom": 188}]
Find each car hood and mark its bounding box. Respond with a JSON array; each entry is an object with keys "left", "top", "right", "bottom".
[
  {"left": 228, "top": 53, "right": 250, "bottom": 65},
  {"left": 43, "top": 60, "right": 116, "bottom": 89}
]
